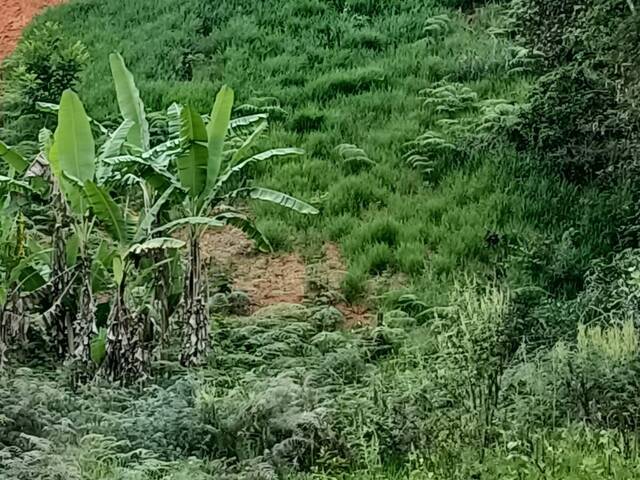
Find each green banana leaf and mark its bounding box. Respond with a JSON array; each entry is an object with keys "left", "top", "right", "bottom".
[
  {"left": 177, "top": 106, "right": 209, "bottom": 198},
  {"left": 206, "top": 85, "right": 234, "bottom": 189},
  {"left": 109, "top": 52, "right": 150, "bottom": 151}
]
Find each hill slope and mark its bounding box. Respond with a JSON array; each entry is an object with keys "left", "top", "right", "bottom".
[{"left": 2, "top": 0, "right": 640, "bottom": 479}]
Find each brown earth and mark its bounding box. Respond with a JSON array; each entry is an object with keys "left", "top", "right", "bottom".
[
  {"left": 200, "top": 227, "right": 374, "bottom": 327},
  {"left": 200, "top": 227, "right": 306, "bottom": 307},
  {"left": 0, "top": 0, "right": 63, "bottom": 61}
]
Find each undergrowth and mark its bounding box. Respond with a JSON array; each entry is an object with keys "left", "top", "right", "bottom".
[{"left": 2, "top": 0, "right": 640, "bottom": 478}]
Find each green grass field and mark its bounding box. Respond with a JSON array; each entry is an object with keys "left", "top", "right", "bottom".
[{"left": 2, "top": 0, "right": 640, "bottom": 478}]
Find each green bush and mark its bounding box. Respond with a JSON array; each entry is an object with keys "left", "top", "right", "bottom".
[
  {"left": 0, "top": 22, "right": 88, "bottom": 144},
  {"left": 1, "top": 22, "right": 87, "bottom": 110},
  {"left": 515, "top": 66, "right": 629, "bottom": 181},
  {"left": 310, "top": 306, "right": 344, "bottom": 330},
  {"left": 512, "top": 0, "right": 640, "bottom": 182},
  {"left": 504, "top": 320, "right": 640, "bottom": 433},
  {"left": 228, "top": 291, "right": 252, "bottom": 316}
]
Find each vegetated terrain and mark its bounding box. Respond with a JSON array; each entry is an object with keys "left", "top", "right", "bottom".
[{"left": 1, "top": 0, "right": 640, "bottom": 478}]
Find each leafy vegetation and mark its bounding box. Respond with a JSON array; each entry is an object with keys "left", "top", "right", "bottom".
[{"left": 1, "top": 0, "right": 640, "bottom": 478}]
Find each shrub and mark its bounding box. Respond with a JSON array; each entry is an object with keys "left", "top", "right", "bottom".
[
  {"left": 515, "top": 66, "right": 630, "bottom": 180},
  {"left": 504, "top": 320, "right": 640, "bottom": 433},
  {"left": 512, "top": 0, "right": 640, "bottom": 182},
  {"left": 1, "top": 22, "right": 88, "bottom": 112},
  {"left": 577, "top": 249, "right": 640, "bottom": 324},
  {"left": 196, "top": 374, "right": 344, "bottom": 468},
  {"left": 311, "top": 306, "right": 345, "bottom": 330},
  {"left": 228, "top": 291, "right": 252, "bottom": 316},
  {"left": 210, "top": 293, "right": 231, "bottom": 314},
  {"left": 0, "top": 22, "right": 88, "bottom": 145}
]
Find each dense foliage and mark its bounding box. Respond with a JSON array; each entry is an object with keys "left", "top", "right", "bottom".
[
  {"left": 1, "top": 0, "right": 640, "bottom": 478},
  {"left": 512, "top": 0, "right": 640, "bottom": 181}
]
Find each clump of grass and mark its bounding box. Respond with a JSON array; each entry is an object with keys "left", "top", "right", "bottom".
[
  {"left": 343, "top": 217, "right": 401, "bottom": 256},
  {"left": 396, "top": 242, "right": 425, "bottom": 275},
  {"left": 289, "top": 107, "right": 326, "bottom": 134},
  {"left": 325, "top": 174, "right": 386, "bottom": 215},
  {"left": 308, "top": 67, "right": 387, "bottom": 101},
  {"left": 344, "top": 29, "right": 388, "bottom": 51},
  {"left": 256, "top": 218, "right": 296, "bottom": 251},
  {"left": 341, "top": 267, "right": 369, "bottom": 303}
]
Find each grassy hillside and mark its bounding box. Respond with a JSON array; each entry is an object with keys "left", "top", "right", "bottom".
[
  {"left": 13, "top": 1, "right": 553, "bottom": 298},
  {"left": 14, "top": 0, "right": 628, "bottom": 307},
  {"left": 2, "top": 0, "right": 640, "bottom": 478}
]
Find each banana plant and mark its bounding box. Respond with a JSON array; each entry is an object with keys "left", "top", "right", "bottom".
[
  {"left": 1, "top": 106, "right": 95, "bottom": 361},
  {"left": 45, "top": 89, "right": 102, "bottom": 362},
  {"left": 104, "top": 53, "right": 184, "bottom": 349},
  {"left": 0, "top": 208, "right": 47, "bottom": 368},
  {"left": 156, "top": 88, "right": 319, "bottom": 366},
  {"left": 0, "top": 141, "right": 52, "bottom": 365},
  {"left": 87, "top": 54, "right": 318, "bottom": 367},
  {"left": 34, "top": 62, "right": 153, "bottom": 362},
  {"left": 46, "top": 87, "right": 183, "bottom": 381},
  {"left": 82, "top": 179, "right": 184, "bottom": 381}
]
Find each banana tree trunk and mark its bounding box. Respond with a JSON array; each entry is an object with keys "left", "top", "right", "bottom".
[
  {"left": 103, "top": 277, "right": 148, "bottom": 383},
  {"left": 180, "top": 232, "right": 209, "bottom": 366},
  {"left": 0, "top": 291, "right": 25, "bottom": 368},
  {"left": 50, "top": 186, "right": 73, "bottom": 358},
  {"left": 73, "top": 254, "right": 96, "bottom": 364},
  {"left": 153, "top": 249, "right": 171, "bottom": 352}
]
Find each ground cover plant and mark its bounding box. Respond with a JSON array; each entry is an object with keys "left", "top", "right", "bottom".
[{"left": 1, "top": 0, "right": 640, "bottom": 478}]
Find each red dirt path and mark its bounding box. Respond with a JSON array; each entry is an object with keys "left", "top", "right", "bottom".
[{"left": 0, "top": 0, "right": 63, "bottom": 61}]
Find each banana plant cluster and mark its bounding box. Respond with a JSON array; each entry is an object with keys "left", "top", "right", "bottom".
[
  {"left": 0, "top": 53, "right": 318, "bottom": 381},
  {"left": 0, "top": 142, "right": 49, "bottom": 368}
]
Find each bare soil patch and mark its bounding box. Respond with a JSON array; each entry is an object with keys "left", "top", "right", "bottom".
[
  {"left": 200, "top": 228, "right": 374, "bottom": 326},
  {"left": 0, "top": 0, "right": 64, "bottom": 61}
]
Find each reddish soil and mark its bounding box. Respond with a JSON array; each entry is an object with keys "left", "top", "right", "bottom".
[
  {"left": 200, "top": 228, "right": 374, "bottom": 327},
  {"left": 200, "top": 227, "right": 306, "bottom": 308},
  {"left": 0, "top": 0, "right": 63, "bottom": 61}
]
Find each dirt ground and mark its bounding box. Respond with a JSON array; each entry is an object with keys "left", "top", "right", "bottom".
[
  {"left": 201, "top": 228, "right": 373, "bottom": 326},
  {"left": 0, "top": 0, "right": 63, "bottom": 60}
]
